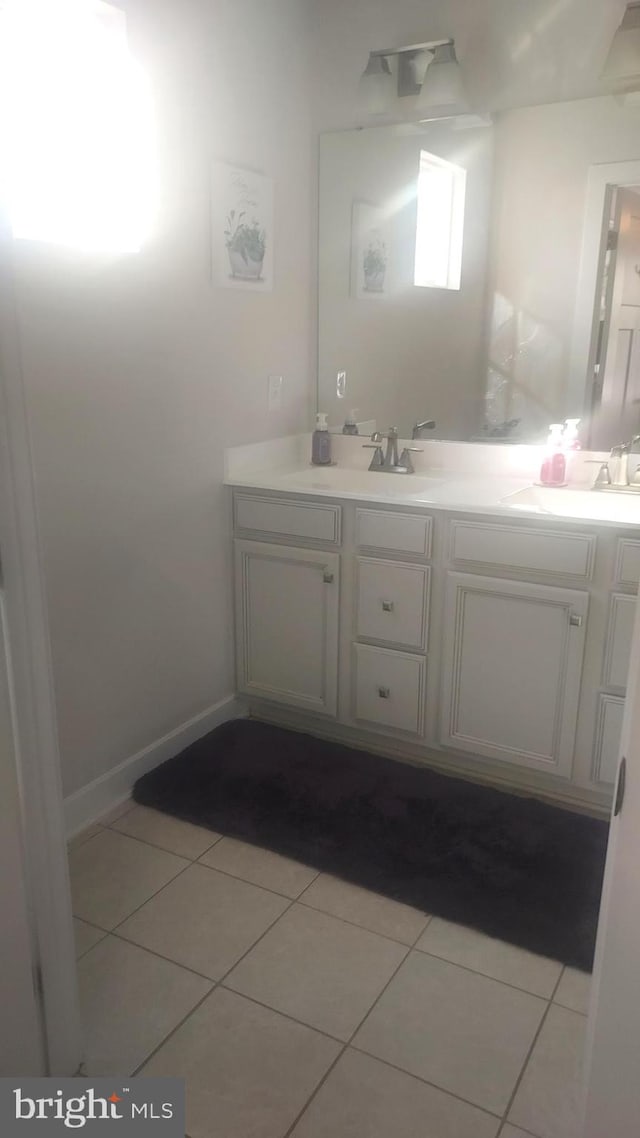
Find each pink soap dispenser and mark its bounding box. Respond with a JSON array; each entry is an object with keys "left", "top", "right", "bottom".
[{"left": 539, "top": 424, "right": 567, "bottom": 487}]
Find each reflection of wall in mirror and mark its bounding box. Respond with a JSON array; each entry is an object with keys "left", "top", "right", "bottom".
[
  {"left": 591, "top": 186, "right": 640, "bottom": 450},
  {"left": 318, "top": 123, "right": 494, "bottom": 439},
  {"left": 485, "top": 97, "right": 640, "bottom": 442}
]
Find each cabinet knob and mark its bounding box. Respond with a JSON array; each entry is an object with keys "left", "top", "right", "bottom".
[
  {"left": 378, "top": 686, "right": 391, "bottom": 699},
  {"left": 569, "top": 612, "right": 583, "bottom": 627},
  {"left": 381, "top": 600, "right": 394, "bottom": 612},
  {"left": 322, "top": 571, "right": 334, "bottom": 584}
]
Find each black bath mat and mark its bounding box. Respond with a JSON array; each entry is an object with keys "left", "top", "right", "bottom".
[{"left": 133, "top": 718, "right": 608, "bottom": 971}]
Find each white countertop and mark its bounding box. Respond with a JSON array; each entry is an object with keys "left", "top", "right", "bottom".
[
  {"left": 225, "top": 464, "right": 640, "bottom": 528},
  {"left": 224, "top": 435, "right": 640, "bottom": 529}
]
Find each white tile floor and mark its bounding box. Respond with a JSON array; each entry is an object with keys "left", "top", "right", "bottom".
[{"left": 69, "top": 801, "right": 591, "bottom": 1138}]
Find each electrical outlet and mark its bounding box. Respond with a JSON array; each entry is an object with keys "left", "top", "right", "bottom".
[{"left": 267, "top": 374, "right": 283, "bottom": 411}]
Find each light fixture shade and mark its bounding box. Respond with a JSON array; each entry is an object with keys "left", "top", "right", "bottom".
[
  {"left": 602, "top": 2, "right": 640, "bottom": 81},
  {"left": 417, "top": 41, "right": 468, "bottom": 116},
  {"left": 358, "top": 52, "right": 394, "bottom": 116}
]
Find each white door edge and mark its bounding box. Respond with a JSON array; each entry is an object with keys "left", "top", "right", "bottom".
[{"left": 0, "top": 226, "right": 82, "bottom": 1075}]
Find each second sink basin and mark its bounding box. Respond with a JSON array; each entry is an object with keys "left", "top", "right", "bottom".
[{"left": 502, "top": 485, "right": 640, "bottom": 523}]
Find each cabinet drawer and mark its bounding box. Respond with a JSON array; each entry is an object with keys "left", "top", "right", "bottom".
[
  {"left": 234, "top": 494, "right": 341, "bottom": 544},
  {"left": 450, "top": 520, "right": 595, "bottom": 580},
  {"left": 356, "top": 508, "right": 432, "bottom": 556},
  {"left": 603, "top": 593, "right": 636, "bottom": 691},
  {"left": 356, "top": 558, "right": 430, "bottom": 651},
  {"left": 614, "top": 538, "right": 640, "bottom": 590},
  {"left": 593, "top": 694, "right": 625, "bottom": 784},
  {"left": 354, "top": 644, "right": 425, "bottom": 735}
]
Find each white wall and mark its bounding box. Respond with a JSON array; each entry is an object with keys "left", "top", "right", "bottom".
[{"left": 11, "top": 0, "right": 313, "bottom": 797}]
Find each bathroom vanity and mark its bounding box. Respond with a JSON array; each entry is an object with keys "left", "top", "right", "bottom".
[{"left": 227, "top": 441, "right": 640, "bottom": 815}]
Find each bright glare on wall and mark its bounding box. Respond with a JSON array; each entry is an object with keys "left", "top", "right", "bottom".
[
  {"left": 414, "top": 150, "right": 466, "bottom": 290},
  {"left": 0, "top": 0, "right": 156, "bottom": 253}
]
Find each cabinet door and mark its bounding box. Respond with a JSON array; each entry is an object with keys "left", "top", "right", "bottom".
[
  {"left": 235, "top": 540, "right": 339, "bottom": 716},
  {"left": 441, "top": 572, "right": 589, "bottom": 777}
]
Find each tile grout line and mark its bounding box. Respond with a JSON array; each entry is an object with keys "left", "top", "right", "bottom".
[
  {"left": 107, "top": 860, "right": 195, "bottom": 934},
  {"left": 496, "top": 1120, "right": 543, "bottom": 1138},
  {"left": 295, "top": 896, "right": 431, "bottom": 946},
  {"left": 215, "top": 985, "right": 348, "bottom": 1046},
  {"left": 280, "top": 910, "right": 437, "bottom": 1138},
  {"left": 347, "top": 1041, "right": 504, "bottom": 1125},
  {"left": 409, "top": 943, "right": 563, "bottom": 1000},
  {"left": 74, "top": 931, "right": 108, "bottom": 962},
  {"left": 67, "top": 827, "right": 105, "bottom": 854},
  {"left": 103, "top": 821, "right": 223, "bottom": 863},
  {"left": 496, "top": 1118, "right": 543, "bottom": 1138},
  {"left": 107, "top": 930, "right": 221, "bottom": 985},
  {"left": 497, "top": 964, "right": 568, "bottom": 1132},
  {"left": 192, "top": 860, "right": 323, "bottom": 904},
  {"left": 279, "top": 957, "right": 410, "bottom": 1138},
  {"left": 129, "top": 983, "right": 219, "bottom": 1079}
]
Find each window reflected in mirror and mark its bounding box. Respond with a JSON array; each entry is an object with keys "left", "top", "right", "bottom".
[{"left": 414, "top": 150, "right": 466, "bottom": 291}]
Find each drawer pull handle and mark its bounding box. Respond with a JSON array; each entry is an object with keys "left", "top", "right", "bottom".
[
  {"left": 378, "top": 686, "right": 391, "bottom": 699},
  {"left": 322, "top": 571, "right": 334, "bottom": 584},
  {"left": 381, "top": 600, "right": 394, "bottom": 612},
  {"left": 569, "top": 613, "right": 583, "bottom": 627}
]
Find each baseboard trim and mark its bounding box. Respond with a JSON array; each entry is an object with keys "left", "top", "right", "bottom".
[{"left": 64, "top": 695, "right": 247, "bottom": 838}]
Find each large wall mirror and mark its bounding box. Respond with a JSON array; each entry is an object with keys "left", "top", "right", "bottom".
[{"left": 317, "top": 95, "right": 640, "bottom": 448}]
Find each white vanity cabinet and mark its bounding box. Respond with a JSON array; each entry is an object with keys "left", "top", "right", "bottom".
[
  {"left": 233, "top": 494, "right": 341, "bottom": 717},
  {"left": 231, "top": 483, "right": 640, "bottom": 814}
]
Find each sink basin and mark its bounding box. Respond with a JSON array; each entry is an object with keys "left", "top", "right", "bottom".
[
  {"left": 274, "top": 466, "right": 444, "bottom": 499},
  {"left": 501, "top": 485, "right": 640, "bottom": 523}
]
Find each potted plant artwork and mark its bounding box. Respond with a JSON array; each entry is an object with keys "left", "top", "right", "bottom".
[
  {"left": 363, "top": 234, "right": 387, "bottom": 292},
  {"left": 225, "top": 210, "right": 266, "bottom": 281}
]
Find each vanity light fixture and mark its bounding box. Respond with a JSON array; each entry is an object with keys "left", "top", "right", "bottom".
[
  {"left": 602, "top": 2, "right": 640, "bottom": 86},
  {"left": 358, "top": 37, "right": 468, "bottom": 120}
]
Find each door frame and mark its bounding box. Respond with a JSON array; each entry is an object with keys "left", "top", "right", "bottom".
[
  {"left": 0, "top": 227, "right": 82, "bottom": 1075},
  {"left": 569, "top": 158, "right": 640, "bottom": 426}
]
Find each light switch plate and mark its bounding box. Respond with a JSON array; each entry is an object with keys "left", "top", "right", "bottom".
[
  {"left": 336, "top": 370, "right": 347, "bottom": 398},
  {"left": 267, "top": 374, "right": 283, "bottom": 411}
]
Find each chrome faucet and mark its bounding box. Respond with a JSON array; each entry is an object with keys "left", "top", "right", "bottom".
[
  {"left": 412, "top": 419, "right": 436, "bottom": 439},
  {"left": 363, "top": 427, "right": 423, "bottom": 473},
  {"left": 610, "top": 436, "right": 640, "bottom": 488},
  {"left": 592, "top": 436, "right": 640, "bottom": 492}
]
